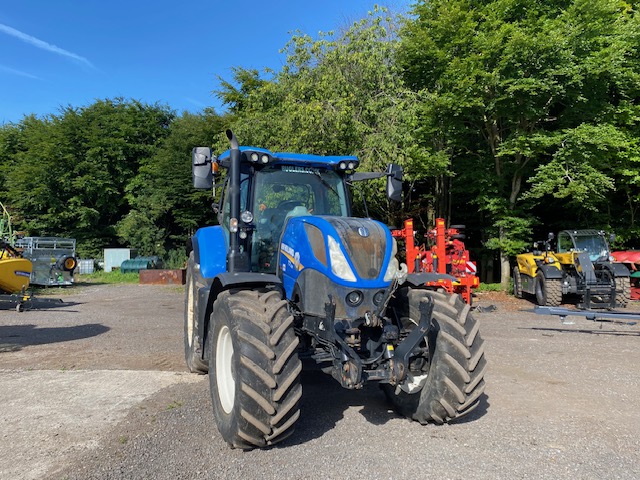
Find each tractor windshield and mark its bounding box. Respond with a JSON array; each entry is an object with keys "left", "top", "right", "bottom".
[
  {"left": 561, "top": 232, "right": 610, "bottom": 262},
  {"left": 251, "top": 165, "right": 349, "bottom": 272}
]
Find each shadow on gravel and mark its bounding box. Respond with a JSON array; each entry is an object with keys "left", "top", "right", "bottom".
[
  {"left": 528, "top": 326, "right": 640, "bottom": 336},
  {"left": 280, "top": 369, "right": 397, "bottom": 447},
  {"left": 280, "top": 367, "right": 490, "bottom": 447},
  {"left": 0, "top": 323, "right": 110, "bottom": 351}
]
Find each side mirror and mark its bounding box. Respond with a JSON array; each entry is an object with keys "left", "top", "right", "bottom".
[
  {"left": 609, "top": 233, "right": 616, "bottom": 243},
  {"left": 192, "top": 147, "right": 214, "bottom": 189},
  {"left": 386, "top": 163, "right": 403, "bottom": 203}
]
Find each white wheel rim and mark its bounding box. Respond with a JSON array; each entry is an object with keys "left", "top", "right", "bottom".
[
  {"left": 400, "top": 372, "right": 429, "bottom": 394},
  {"left": 186, "top": 276, "right": 195, "bottom": 347},
  {"left": 216, "top": 325, "right": 235, "bottom": 414}
]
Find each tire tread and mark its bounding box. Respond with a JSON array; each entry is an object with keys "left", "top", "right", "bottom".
[
  {"left": 384, "top": 289, "right": 487, "bottom": 424},
  {"left": 209, "top": 289, "right": 302, "bottom": 449}
]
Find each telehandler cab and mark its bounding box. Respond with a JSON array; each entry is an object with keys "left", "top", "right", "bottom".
[{"left": 185, "top": 130, "right": 486, "bottom": 449}]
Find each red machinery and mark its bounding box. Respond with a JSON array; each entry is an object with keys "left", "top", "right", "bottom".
[
  {"left": 391, "top": 218, "right": 479, "bottom": 304},
  {"left": 611, "top": 250, "right": 640, "bottom": 300}
]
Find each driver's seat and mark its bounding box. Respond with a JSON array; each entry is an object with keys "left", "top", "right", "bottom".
[{"left": 285, "top": 205, "right": 310, "bottom": 221}]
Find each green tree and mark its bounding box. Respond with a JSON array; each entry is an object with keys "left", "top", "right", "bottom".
[
  {"left": 399, "top": 0, "right": 640, "bottom": 288},
  {"left": 117, "top": 109, "right": 226, "bottom": 260},
  {"left": 217, "top": 8, "right": 448, "bottom": 225},
  {"left": 3, "top": 99, "right": 175, "bottom": 257}
]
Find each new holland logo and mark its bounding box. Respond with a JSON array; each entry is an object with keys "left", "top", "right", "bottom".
[{"left": 357, "top": 226, "right": 369, "bottom": 238}]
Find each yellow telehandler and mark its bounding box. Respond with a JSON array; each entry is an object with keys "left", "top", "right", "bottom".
[{"left": 514, "top": 230, "right": 630, "bottom": 308}]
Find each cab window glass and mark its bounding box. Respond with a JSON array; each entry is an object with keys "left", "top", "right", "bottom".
[{"left": 557, "top": 233, "right": 572, "bottom": 253}]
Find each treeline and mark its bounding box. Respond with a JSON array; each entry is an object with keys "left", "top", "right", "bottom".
[
  {"left": 0, "top": 100, "right": 224, "bottom": 263},
  {"left": 1, "top": 1, "right": 639, "bottom": 284}
]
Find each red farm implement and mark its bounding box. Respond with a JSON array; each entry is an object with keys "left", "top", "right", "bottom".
[
  {"left": 611, "top": 250, "right": 640, "bottom": 301},
  {"left": 391, "top": 218, "right": 479, "bottom": 304}
]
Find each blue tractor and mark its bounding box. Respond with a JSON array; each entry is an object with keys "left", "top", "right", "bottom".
[{"left": 185, "top": 130, "right": 486, "bottom": 449}]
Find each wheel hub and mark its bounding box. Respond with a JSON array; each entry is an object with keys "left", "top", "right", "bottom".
[{"left": 399, "top": 372, "right": 428, "bottom": 394}]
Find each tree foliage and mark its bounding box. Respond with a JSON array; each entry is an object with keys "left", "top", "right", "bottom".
[
  {"left": 1, "top": 99, "right": 175, "bottom": 257},
  {"left": 216, "top": 8, "right": 448, "bottom": 224},
  {"left": 1, "top": 3, "right": 639, "bottom": 286},
  {"left": 398, "top": 0, "right": 640, "bottom": 286},
  {"left": 116, "top": 109, "right": 225, "bottom": 259}
]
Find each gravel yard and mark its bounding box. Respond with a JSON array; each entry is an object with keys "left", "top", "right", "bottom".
[{"left": 1, "top": 284, "right": 639, "bottom": 479}]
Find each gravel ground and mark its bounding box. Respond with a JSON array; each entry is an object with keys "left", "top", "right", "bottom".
[{"left": 1, "top": 284, "right": 639, "bottom": 480}]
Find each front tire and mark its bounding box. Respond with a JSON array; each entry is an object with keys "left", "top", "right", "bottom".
[
  {"left": 535, "top": 271, "right": 562, "bottom": 306},
  {"left": 383, "top": 289, "right": 487, "bottom": 424},
  {"left": 184, "top": 252, "right": 208, "bottom": 374},
  {"left": 208, "top": 289, "right": 302, "bottom": 449}
]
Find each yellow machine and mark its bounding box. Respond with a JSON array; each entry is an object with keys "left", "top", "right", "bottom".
[
  {"left": 0, "top": 203, "right": 32, "bottom": 294},
  {"left": 0, "top": 242, "right": 32, "bottom": 294},
  {"left": 514, "top": 230, "right": 630, "bottom": 308}
]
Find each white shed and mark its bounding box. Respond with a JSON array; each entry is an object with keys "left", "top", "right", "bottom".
[{"left": 103, "top": 248, "right": 136, "bottom": 272}]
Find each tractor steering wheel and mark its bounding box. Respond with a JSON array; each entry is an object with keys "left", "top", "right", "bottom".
[{"left": 277, "top": 200, "right": 303, "bottom": 211}]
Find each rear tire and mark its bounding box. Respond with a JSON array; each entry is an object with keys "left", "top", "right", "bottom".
[
  {"left": 535, "top": 272, "right": 562, "bottom": 306},
  {"left": 184, "top": 252, "right": 208, "bottom": 374},
  {"left": 513, "top": 266, "right": 523, "bottom": 299},
  {"left": 209, "top": 289, "right": 302, "bottom": 449},
  {"left": 383, "top": 289, "right": 487, "bottom": 424}
]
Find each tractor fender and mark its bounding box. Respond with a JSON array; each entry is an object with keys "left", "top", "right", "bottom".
[
  {"left": 191, "top": 226, "right": 227, "bottom": 278},
  {"left": 536, "top": 264, "right": 563, "bottom": 279},
  {"left": 404, "top": 272, "right": 458, "bottom": 287},
  {"left": 190, "top": 226, "right": 284, "bottom": 355},
  {"left": 198, "top": 272, "right": 283, "bottom": 358},
  {"left": 607, "top": 263, "right": 631, "bottom": 278}
]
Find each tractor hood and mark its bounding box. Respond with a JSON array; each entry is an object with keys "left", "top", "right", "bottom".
[{"left": 278, "top": 215, "right": 398, "bottom": 302}]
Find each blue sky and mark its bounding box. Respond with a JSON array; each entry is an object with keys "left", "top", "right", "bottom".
[{"left": 0, "top": 1, "right": 409, "bottom": 125}]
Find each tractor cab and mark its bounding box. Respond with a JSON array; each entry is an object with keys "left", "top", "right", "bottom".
[
  {"left": 192, "top": 138, "right": 401, "bottom": 276},
  {"left": 229, "top": 162, "right": 352, "bottom": 273},
  {"left": 556, "top": 230, "right": 612, "bottom": 263}
]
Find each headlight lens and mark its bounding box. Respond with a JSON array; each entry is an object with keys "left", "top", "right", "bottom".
[
  {"left": 328, "top": 236, "right": 356, "bottom": 282},
  {"left": 384, "top": 238, "right": 399, "bottom": 281},
  {"left": 240, "top": 210, "right": 254, "bottom": 223}
]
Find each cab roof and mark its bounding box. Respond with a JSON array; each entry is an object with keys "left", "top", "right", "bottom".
[{"left": 217, "top": 146, "right": 359, "bottom": 170}]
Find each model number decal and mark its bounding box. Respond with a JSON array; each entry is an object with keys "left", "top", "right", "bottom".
[
  {"left": 281, "top": 166, "right": 319, "bottom": 175},
  {"left": 280, "top": 243, "right": 303, "bottom": 271}
]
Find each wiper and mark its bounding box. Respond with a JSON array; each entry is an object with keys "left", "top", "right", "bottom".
[{"left": 313, "top": 170, "right": 339, "bottom": 198}]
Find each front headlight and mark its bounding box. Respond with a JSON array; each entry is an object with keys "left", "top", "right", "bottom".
[
  {"left": 384, "top": 238, "right": 399, "bottom": 281},
  {"left": 328, "top": 235, "right": 357, "bottom": 282}
]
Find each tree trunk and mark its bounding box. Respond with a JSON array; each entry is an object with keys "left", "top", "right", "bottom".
[
  {"left": 500, "top": 251, "right": 511, "bottom": 291},
  {"left": 499, "top": 224, "right": 511, "bottom": 290}
]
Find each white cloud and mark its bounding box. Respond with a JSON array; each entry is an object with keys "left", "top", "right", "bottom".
[
  {"left": 0, "top": 23, "right": 94, "bottom": 69},
  {"left": 0, "top": 64, "right": 40, "bottom": 80}
]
